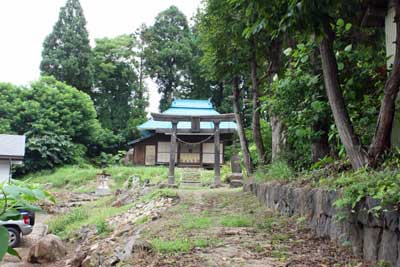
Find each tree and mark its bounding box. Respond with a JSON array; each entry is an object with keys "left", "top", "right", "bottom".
[
  {"left": 142, "top": 6, "right": 193, "bottom": 111},
  {"left": 284, "top": 0, "right": 400, "bottom": 168},
  {"left": 197, "top": 0, "right": 253, "bottom": 175},
  {"left": 92, "top": 35, "right": 147, "bottom": 140},
  {"left": 0, "top": 76, "right": 111, "bottom": 172},
  {"left": 40, "top": 0, "right": 93, "bottom": 94},
  {"left": 369, "top": 2, "right": 400, "bottom": 163}
]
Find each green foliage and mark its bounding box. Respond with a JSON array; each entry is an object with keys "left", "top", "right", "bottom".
[
  {"left": 0, "top": 76, "right": 124, "bottom": 173},
  {"left": 254, "top": 161, "right": 294, "bottom": 183},
  {"left": 92, "top": 35, "right": 148, "bottom": 140},
  {"left": 95, "top": 219, "right": 112, "bottom": 235},
  {"left": 142, "top": 6, "right": 193, "bottom": 111},
  {"left": 40, "top": 0, "right": 93, "bottom": 94},
  {"left": 323, "top": 169, "right": 400, "bottom": 213},
  {"left": 23, "top": 132, "right": 84, "bottom": 173}
]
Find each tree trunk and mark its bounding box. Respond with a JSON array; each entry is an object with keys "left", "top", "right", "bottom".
[
  {"left": 268, "top": 38, "right": 285, "bottom": 162},
  {"left": 369, "top": 3, "right": 400, "bottom": 163},
  {"left": 310, "top": 45, "right": 330, "bottom": 162},
  {"left": 250, "top": 38, "right": 266, "bottom": 164},
  {"left": 319, "top": 17, "right": 368, "bottom": 169},
  {"left": 271, "top": 115, "right": 285, "bottom": 162},
  {"left": 232, "top": 77, "right": 253, "bottom": 176},
  {"left": 311, "top": 120, "right": 330, "bottom": 162}
]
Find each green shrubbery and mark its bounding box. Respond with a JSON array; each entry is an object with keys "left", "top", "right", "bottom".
[
  {"left": 254, "top": 161, "right": 294, "bottom": 183},
  {"left": 0, "top": 77, "right": 124, "bottom": 174},
  {"left": 320, "top": 169, "right": 400, "bottom": 213}
]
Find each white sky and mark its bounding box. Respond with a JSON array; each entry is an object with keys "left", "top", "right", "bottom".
[{"left": 0, "top": 0, "right": 202, "bottom": 113}]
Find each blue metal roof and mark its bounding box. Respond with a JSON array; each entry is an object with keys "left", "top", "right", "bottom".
[{"left": 138, "top": 99, "right": 237, "bottom": 131}]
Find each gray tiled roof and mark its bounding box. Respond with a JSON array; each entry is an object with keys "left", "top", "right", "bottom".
[{"left": 0, "top": 134, "right": 26, "bottom": 159}]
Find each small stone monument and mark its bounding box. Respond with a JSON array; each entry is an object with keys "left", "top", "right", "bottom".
[
  {"left": 95, "top": 171, "right": 112, "bottom": 196},
  {"left": 229, "top": 155, "right": 243, "bottom": 188}
]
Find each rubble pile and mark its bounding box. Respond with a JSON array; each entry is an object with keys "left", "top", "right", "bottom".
[{"left": 66, "top": 195, "right": 177, "bottom": 267}]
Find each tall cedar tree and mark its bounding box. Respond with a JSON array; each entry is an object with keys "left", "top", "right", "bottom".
[
  {"left": 142, "top": 6, "right": 193, "bottom": 111},
  {"left": 92, "top": 35, "right": 147, "bottom": 140},
  {"left": 40, "top": 0, "right": 93, "bottom": 94}
]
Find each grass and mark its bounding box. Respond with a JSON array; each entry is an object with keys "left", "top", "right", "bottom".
[
  {"left": 23, "top": 164, "right": 237, "bottom": 193},
  {"left": 135, "top": 215, "right": 149, "bottom": 225},
  {"left": 141, "top": 188, "right": 178, "bottom": 202},
  {"left": 23, "top": 165, "right": 175, "bottom": 191},
  {"left": 181, "top": 215, "right": 213, "bottom": 230},
  {"left": 220, "top": 215, "right": 253, "bottom": 227},
  {"left": 48, "top": 197, "right": 134, "bottom": 239},
  {"left": 150, "top": 238, "right": 214, "bottom": 254}
]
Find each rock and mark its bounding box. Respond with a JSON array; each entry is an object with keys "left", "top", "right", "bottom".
[
  {"left": 229, "top": 179, "right": 243, "bottom": 188},
  {"left": 158, "top": 183, "right": 178, "bottom": 189},
  {"left": 363, "top": 227, "right": 381, "bottom": 262},
  {"left": 27, "top": 234, "right": 66, "bottom": 263},
  {"left": 131, "top": 240, "right": 152, "bottom": 253},
  {"left": 378, "top": 230, "right": 398, "bottom": 267},
  {"left": 81, "top": 256, "right": 92, "bottom": 267},
  {"left": 230, "top": 155, "right": 242, "bottom": 173},
  {"left": 69, "top": 251, "right": 87, "bottom": 267}
]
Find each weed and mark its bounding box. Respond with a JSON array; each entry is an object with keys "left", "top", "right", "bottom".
[
  {"left": 151, "top": 239, "right": 192, "bottom": 253},
  {"left": 135, "top": 215, "right": 149, "bottom": 225},
  {"left": 271, "top": 247, "right": 289, "bottom": 261},
  {"left": 181, "top": 216, "right": 213, "bottom": 230},
  {"left": 254, "top": 161, "right": 294, "bottom": 183},
  {"left": 271, "top": 233, "right": 291, "bottom": 244},
  {"left": 150, "top": 238, "right": 213, "bottom": 254},
  {"left": 142, "top": 189, "right": 178, "bottom": 202},
  {"left": 220, "top": 215, "right": 253, "bottom": 227},
  {"left": 48, "top": 207, "right": 89, "bottom": 237},
  {"left": 256, "top": 217, "right": 277, "bottom": 231},
  {"left": 96, "top": 219, "right": 112, "bottom": 236}
]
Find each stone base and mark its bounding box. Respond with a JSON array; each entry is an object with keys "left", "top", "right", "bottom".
[
  {"left": 158, "top": 183, "right": 178, "bottom": 189},
  {"left": 230, "top": 179, "right": 244, "bottom": 188},
  {"left": 95, "top": 188, "right": 111, "bottom": 196}
]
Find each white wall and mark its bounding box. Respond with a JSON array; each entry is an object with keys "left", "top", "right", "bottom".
[{"left": 0, "top": 160, "right": 10, "bottom": 183}]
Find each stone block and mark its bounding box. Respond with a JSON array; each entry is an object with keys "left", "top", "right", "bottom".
[
  {"left": 378, "top": 230, "right": 398, "bottom": 267},
  {"left": 384, "top": 210, "right": 399, "bottom": 232},
  {"left": 349, "top": 223, "right": 363, "bottom": 257},
  {"left": 363, "top": 227, "right": 382, "bottom": 262}
]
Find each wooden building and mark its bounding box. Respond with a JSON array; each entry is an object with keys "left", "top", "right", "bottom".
[{"left": 128, "top": 99, "right": 236, "bottom": 167}]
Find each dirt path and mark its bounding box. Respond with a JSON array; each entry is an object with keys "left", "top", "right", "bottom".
[{"left": 132, "top": 188, "right": 365, "bottom": 267}]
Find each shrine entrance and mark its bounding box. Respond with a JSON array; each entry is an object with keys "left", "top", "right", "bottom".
[{"left": 150, "top": 113, "right": 236, "bottom": 186}]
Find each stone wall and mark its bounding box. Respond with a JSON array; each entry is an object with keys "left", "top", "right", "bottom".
[{"left": 244, "top": 182, "right": 400, "bottom": 266}]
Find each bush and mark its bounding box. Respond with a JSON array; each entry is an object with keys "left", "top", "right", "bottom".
[
  {"left": 18, "top": 132, "right": 87, "bottom": 174},
  {"left": 0, "top": 76, "right": 119, "bottom": 173},
  {"left": 254, "top": 161, "right": 294, "bottom": 183}
]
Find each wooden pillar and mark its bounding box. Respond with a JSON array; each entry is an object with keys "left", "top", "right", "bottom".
[
  {"left": 214, "top": 120, "right": 221, "bottom": 186},
  {"left": 168, "top": 121, "right": 178, "bottom": 185}
]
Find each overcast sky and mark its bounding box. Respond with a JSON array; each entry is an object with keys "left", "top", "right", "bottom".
[{"left": 0, "top": 0, "right": 202, "bottom": 113}]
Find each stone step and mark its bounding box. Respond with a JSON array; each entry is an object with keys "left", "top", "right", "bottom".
[
  {"left": 229, "top": 179, "right": 243, "bottom": 188},
  {"left": 181, "top": 180, "right": 203, "bottom": 187}
]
